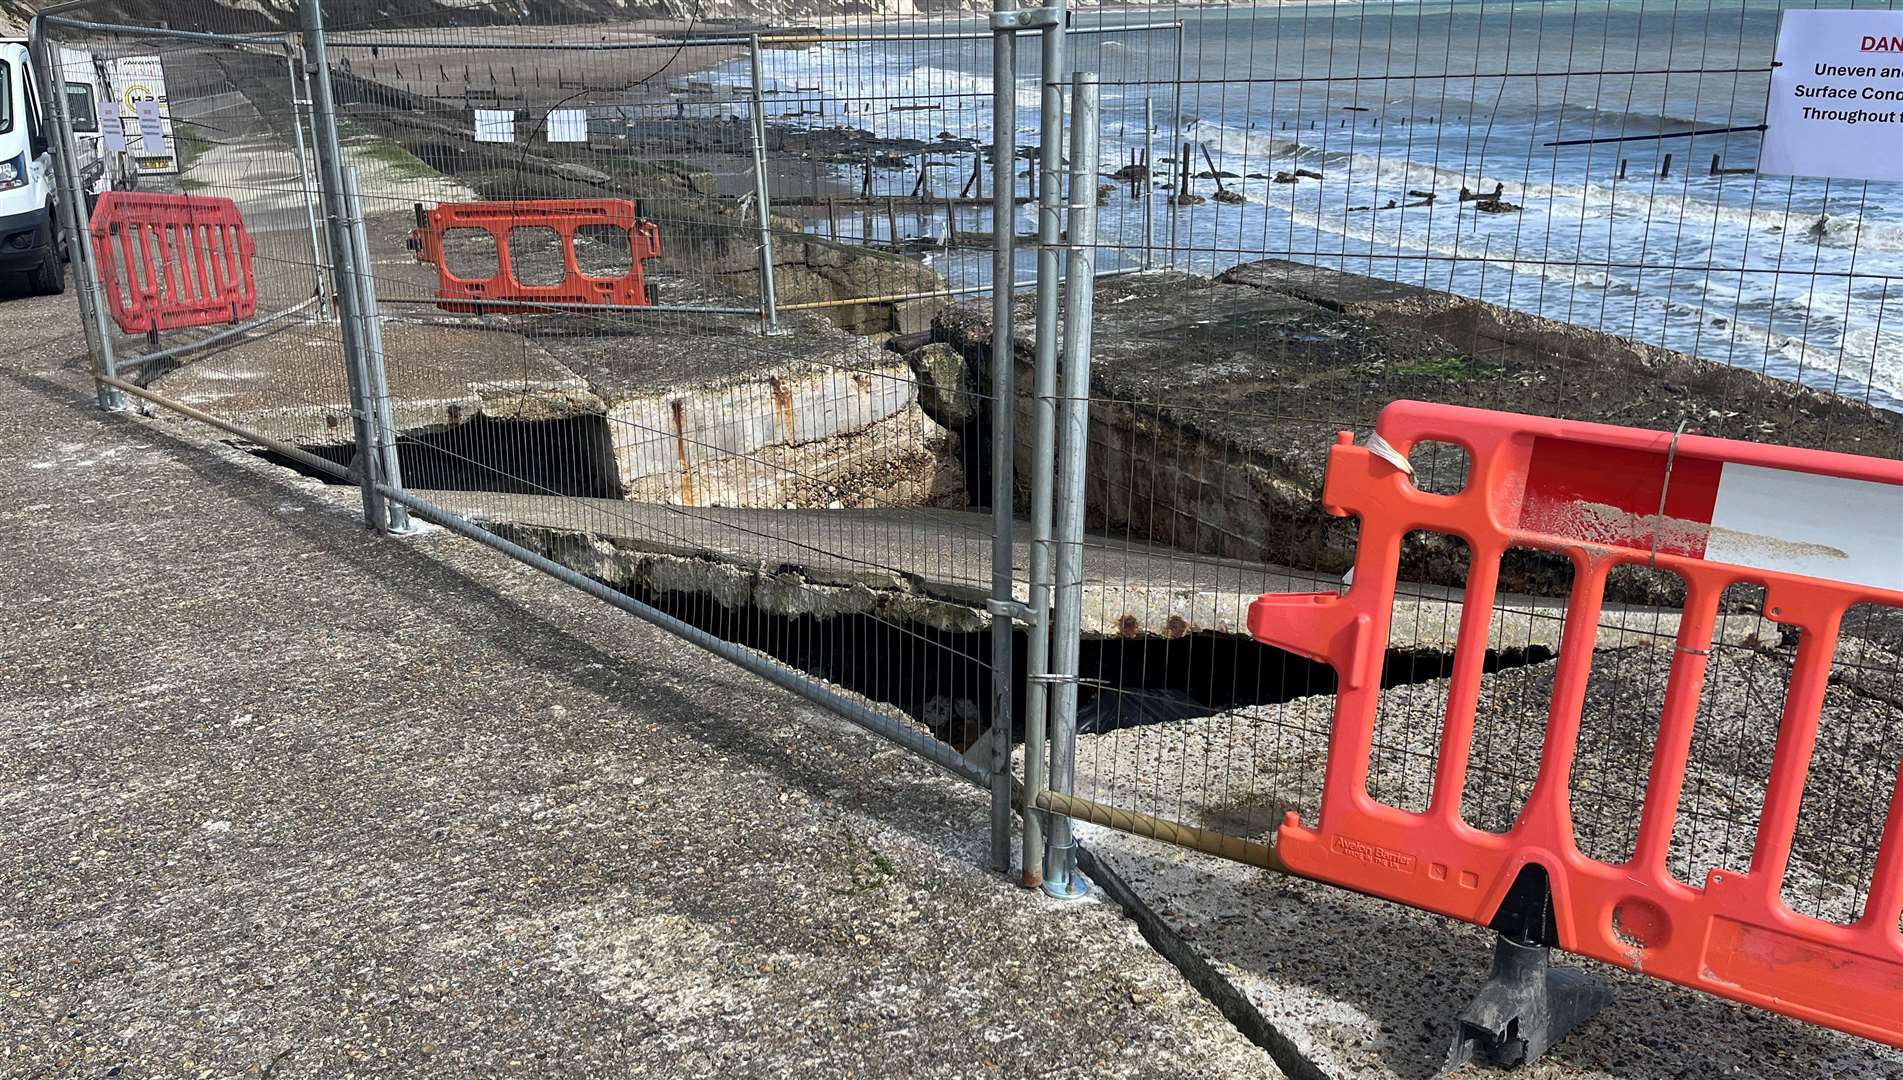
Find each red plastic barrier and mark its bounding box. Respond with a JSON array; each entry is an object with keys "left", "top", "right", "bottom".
[
  {"left": 1249, "top": 400, "right": 1903, "bottom": 1046},
  {"left": 410, "top": 199, "right": 661, "bottom": 313},
  {"left": 88, "top": 192, "right": 258, "bottom": 335}
]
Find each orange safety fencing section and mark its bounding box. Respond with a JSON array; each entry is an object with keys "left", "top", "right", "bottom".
[
  {"left": 1248, "top": 401, "right": 1903, "bottom": 1046},
  {"left": 88, "top": 192, "right": 258, "bottom": 335},
  {"left": 409, "top": 198, "right": 661, "bottom": 313}
]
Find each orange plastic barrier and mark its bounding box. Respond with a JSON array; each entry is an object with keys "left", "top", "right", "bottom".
[
  {"left": 1249, "top": 400, "right": 1903, "bottom": 1046},
  {"left": 410, "top": 198, "right": 660, "bottom": 313},
  {"left": 88, "top": 192, "right": 258, "bottom": 335}
]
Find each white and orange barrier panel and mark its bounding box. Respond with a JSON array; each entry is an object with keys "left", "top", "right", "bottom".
[
  {"left": 88, "top": 192, "right": 258, "bottom": 335},
  {"left": 409, "top": 198, "right": 660, "bottom": 313},
  {"left": 1249, "top": 400, "right": 1902, "bottom": 1048}
]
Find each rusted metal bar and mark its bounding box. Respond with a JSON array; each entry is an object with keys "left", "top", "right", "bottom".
[{"left": 1035, "top": 791, "right": 1288, "bottom": 873}]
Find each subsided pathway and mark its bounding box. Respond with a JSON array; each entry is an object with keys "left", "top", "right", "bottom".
[{"left": 0, "top": 288, "right": 1276, "bottom": 1078}]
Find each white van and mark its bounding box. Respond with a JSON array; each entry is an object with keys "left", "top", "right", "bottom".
[
  {"left": 0, "top": 39, "right": 116, "bottom": 296},
  {"left": 0, "top": 38, "right": 65, "bottom": 294}
]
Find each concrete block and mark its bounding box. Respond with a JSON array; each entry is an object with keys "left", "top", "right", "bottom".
[
  {"left": 893, "top": 298, "right": 948, "bottom": 336},
  {"left": 606, "top": 359, "right": 935, "bottom": 507}
]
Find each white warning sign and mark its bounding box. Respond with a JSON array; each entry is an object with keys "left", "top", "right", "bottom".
[
  {"left": 1759, "top": 10, "right": 1903, "bottom": 183},
  {"left": 473, "top": 109, "right": 515, "bottom": 144},
  {"left": 546, "top": 109, "right": 588, "bottom": 144},
  {"left": 134, "top": 98, "right": 166, "bottom": 154}
]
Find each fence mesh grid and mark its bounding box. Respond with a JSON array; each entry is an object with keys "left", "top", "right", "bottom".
[
  {"left": 46, "top": 1, "right": 1038, "bottom": 775},
  {"left": 39, "top": 0, "right": 1903, "bottom": 975},
  {"left": 324, "top": 9, "right": 1008, "bottom": 757},
  {"left": 45, "top": 23, "right": 352, "bottom": 462},
  {"left": 1046, "top": 1, "right": 1901, "bottom": 943}
]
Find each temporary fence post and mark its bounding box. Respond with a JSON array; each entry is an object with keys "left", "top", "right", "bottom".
[
  {"left": 1024, "top": 0, "right": 1067, "bottom": 892},
  {"left": 1143, "top": 96, "right": 1155, "bottom": 270},
  {"left": 285, "top": 46, "right": 330, "bottom": 311},
  {"left": 299, "top": 0, "right": 387, "bottom": 531},
  {"left": 295, "top": 49, "right": 336, "bottom": 302},
  {"left": 1043, "top": 70, "right": 1099, "bottom": 901},
  {"left": 746, "top": 34, "right": 782, "bottom": 334},
  {"left": 987, "top": 0, "right": 1020, "bottom": 878},
  {"left": 343, "top": 167, "right": 414, "bottom": 535},
  {"left": 30, "top": 19, "right": 124, "bottom": 412},
  {"left": 1167, "top": 23, "right": 1184, "bottom": 270}
]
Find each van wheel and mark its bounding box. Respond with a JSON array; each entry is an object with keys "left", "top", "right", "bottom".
[{"left": 27, "top": 228, "right": 65, "bottom": 296}]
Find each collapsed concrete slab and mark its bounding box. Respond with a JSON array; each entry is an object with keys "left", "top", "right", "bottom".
[
  {"left": 508, "top": 302, "right": 967, "bottom": 509},
  {"left": 933, "top": 263, "right": 1902, "bottom": 604},
  {"left": 145, "top": 202, "right": 967, "bottom": 511},
  {"left": 150, "top": 317, "right": 966, "bottom": 510},
  {"left": 419, "top": 493, "right": 1789, "bottom": 657}
]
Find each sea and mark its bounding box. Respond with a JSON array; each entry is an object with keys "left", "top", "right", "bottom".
[{"left": 716, "top": 1, "right": 1903, "bottom": 411}]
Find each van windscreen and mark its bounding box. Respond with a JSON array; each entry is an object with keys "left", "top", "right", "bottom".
[
  {"left": 65, "top": 82, "right": 97, "bottom": 132},
  {"left": 0, "top": 61, "right": 12, "bottom": 134}
]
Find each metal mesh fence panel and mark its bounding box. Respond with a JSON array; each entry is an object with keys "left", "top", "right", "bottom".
[
  {"left": 306, "top": 4, "right": 1032, "bottom": 817},
  {"left": 38, "top": 0, "right": 1158, "bottom": 871},
  {"left": 39, "top": 14, "right": 355, "bottom": 466},
  {"left": 1006, "top": 1, "right": 1903, "bottom": 948}
]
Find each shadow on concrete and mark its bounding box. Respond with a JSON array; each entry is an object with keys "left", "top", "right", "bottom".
[{"left": 1, "top": 359, "right": 990, "bottom": 859}]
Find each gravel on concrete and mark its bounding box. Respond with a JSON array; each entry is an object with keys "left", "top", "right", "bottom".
[
  {"left": 1081, "top": 826, "right": 1902, "bottom": 1080},
  {"left": 1067, "top": 635, "right": 1903, "bottom": 927},
  {"left": 0, "top": 288, "right": 1280, "bottom": 1078}
]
